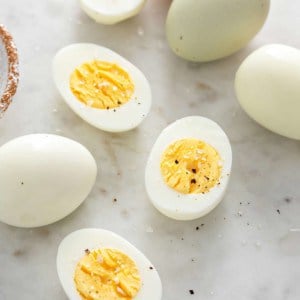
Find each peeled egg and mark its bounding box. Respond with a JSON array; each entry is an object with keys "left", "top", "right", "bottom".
[
  {"left": 0, "top": 134, "right": 97, "bottom": 228},
  {"left": 145, "top": 116, "right": 232, "bottom": 220},
  {"left": 166, "top": 0, "right": 270, "bottom": 62},
  {"left": 57, "top": 228, "right": 162, "bottom": 300},
  {"left": 80, "top": 0, "right": 146, "bottom": 25},
  {"left": 235, "top": 44, "right": 300, "bottom": 140},
  {"left": 53, "top": 43, "right": 151, "bottom": 132}
]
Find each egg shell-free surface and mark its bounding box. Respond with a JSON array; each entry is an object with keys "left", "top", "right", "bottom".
[
  {"left": 145, "top": 116, "right": 232, "bottom": 221},
  {"left": 53, "top": 43, "right": 151, "bottom": 132},
  {"left": 166, "top": 0, "right": 270, "bottom": 62},
  {"left": 0, "top": 134, "right": 97, "bottom": 228},
  {"left": 80, "top": 0, "right": 146, "bottom": 25},
  {"left": 235, "top": 44, "right": 300, "bottom": 140},
  {"left": 57, "top": 228, "right": 162, "bottom": 300}
]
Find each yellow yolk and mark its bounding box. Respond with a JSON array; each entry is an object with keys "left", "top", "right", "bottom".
[
  {"left": 70, "top": 60, "right": 134, "bottom": 109},
  {"left": 74, "top": 248, "right": 141, "bottom": 300},
  {"left": 160, "top": 139, "right": 222, "bottom": 194}
]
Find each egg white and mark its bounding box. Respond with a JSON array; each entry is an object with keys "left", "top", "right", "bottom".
[
  {"left": 57, "top": 228, "right": 162, "bottom": 300},
  {"left": 80, "top": 0, "right": 146, "bottom": 25},
  {"left": 145, "top": 116, "right": 232, "bottom": 221},
  {"left": 0, "top": 134, "right": 97, "bottom": 228},
  {"left": 166, "top": 0, "right": 270, "bottom": 62},
  {"left": 53, "top": 43, "right": 151, "bottom": 132},
  {"left": 235, "top": 44, "right": 300, "bottom": 140}
]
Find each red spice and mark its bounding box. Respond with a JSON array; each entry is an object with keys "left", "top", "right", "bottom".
[{"left": 0, "top": 24, "right": 19, "bottom": 115}]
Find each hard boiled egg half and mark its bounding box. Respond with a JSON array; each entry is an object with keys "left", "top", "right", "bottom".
[
  {"left": 57, "top": 228, "right": 162, "bottom": 300},
  {"left": 80, "top": 0, "right": 146, "bottom": 25},
  {"left": 145, "top": 116, "right": 232, "bottom": 220},
  {"left": 53, "top": 43, "right": 151, "bottom": 132}
]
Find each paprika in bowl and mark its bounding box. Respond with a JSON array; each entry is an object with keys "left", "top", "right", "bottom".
[{"left": 0, "top": 24, "right": 19, "bottom": 116}]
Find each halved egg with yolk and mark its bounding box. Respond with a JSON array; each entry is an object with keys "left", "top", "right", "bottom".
[
  {"left": 145, "top": 116, "right": 232, "bottom": 220},
  {"left": 53, "top": 43, "right": 151, "bottom": 132},
  {"left": 57, "top": 228, "right": 162, "bottom": 300},
  {"left": 80, "top": 0, "right": 147, "bottom": 25}
]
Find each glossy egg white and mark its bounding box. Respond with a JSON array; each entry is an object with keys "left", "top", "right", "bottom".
[
  {"left": 57, "top": 228, "right": 162, "bottom": 300},
  {"left": 166, "top": 0, "right": 270, "bottom": 62},
  {"left": 0, "top": 134, "right": 97, "bottom": 228},
  {"left": 80, "top": 0, "right": 146, "bottom": 25},
  {"left": 53, "top": 43, "right": 151, "bottom": 132},
  {"left": 145, "top": 116, "right": 232, "bottom": 220},
  {"left": 235, "top": 44, "right": 300, "bottom": 140}
]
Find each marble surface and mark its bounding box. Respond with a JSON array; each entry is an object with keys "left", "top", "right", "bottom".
[{"left": 1, "top": 0, "right": 300, "bottom": 299}]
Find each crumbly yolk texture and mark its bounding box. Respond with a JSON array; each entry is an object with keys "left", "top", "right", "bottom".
[
  {"left": 74, "top": 248, "right": 141, "bottom": 300},
  {"left": 160, "top": 139, "right": 222, "bottom": 194},
  {"left": 70, "top": 60, "right": 134, "bottom": 109}
]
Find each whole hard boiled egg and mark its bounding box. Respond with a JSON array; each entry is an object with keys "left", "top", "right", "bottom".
[
  {"left": 80, "top": 0, "right": 146, "bottom": 25},
  {"left": 0, "top": 134, "right": 97, "bottom": 228},
  {"left": 57, "top": 228, "right": 162, "bottom": 300},
  {"left": 235, "top": 44, "right": 300, "bottom": 140},
  {"left": 53, "top": 43, "right": 151, "bottom": 132},
  {"left": 145, "top": 116, "right": 232, "bottom": 221},
  {"left": 166, "top": 0, "right": 270, "bottom": 62}
]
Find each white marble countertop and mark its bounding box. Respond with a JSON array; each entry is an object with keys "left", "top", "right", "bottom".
[{"left": 1, "top": 1, "right": 300, "bottom": 299}]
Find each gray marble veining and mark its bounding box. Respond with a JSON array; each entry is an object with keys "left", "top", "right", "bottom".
[{"left": 0, "top": 0, "right": 300, "bottom": 299}]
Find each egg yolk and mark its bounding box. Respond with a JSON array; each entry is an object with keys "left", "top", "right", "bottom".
[
  {"left": 70, "top": 60, "right": 134, "bottom": 109},
  {"left": 74, "top": 248, "right": 141, "bottom": 300},
  {"left": 160, "top": 139, "right": 222, "bottom": 194}
]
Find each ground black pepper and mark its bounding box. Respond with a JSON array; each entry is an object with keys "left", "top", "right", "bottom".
[{"left": 285, "top": 197, "right": 291, "bottom": 203}]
